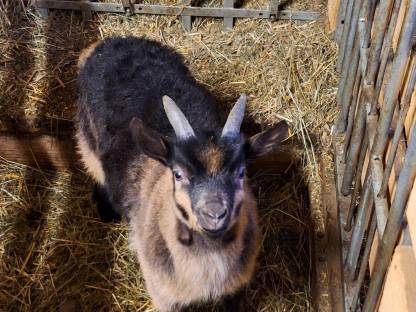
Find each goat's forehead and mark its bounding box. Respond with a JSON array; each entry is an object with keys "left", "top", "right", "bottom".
[
  {"left": 197, "top": 143, "right": 224, "bottom": 175},
  {"left": 173, "top": 138, "right": 245, "bottom": 176}
]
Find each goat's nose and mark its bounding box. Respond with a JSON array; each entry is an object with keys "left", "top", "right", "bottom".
[{"left": 206, "top": 209, "right": 227, "bottom": 221}]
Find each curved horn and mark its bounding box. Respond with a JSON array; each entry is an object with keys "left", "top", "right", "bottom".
[
  {"left": 163, "top": 95, "right": 195, "bottom": 139},
  {"left": 221, "top": 94, "right": 247, "bottom": 138}
]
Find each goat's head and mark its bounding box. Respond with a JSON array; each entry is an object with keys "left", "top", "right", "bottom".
[{"left": 130, "top": 95, "right": 288, "bottom": 238}]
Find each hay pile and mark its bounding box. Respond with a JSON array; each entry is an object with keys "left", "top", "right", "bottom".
[{"left": 0, "top": 1, "right": 338, "bottom": 311}]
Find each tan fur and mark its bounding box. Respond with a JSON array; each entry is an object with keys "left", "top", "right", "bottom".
[
  {"left": 199, "top": 143, "right": 223, "bottom": 175},
  {"left": 77, "top": 42, "right": 100, "bottom": 70},
  {"left": 127, "top": 159, "right": 260, "bottom": 312},
  {"left": 75, "top": 129, "right": 105, "bottom": 185},
  {"left": 174, "top": 187, "right": 200, "bottom": 231}
]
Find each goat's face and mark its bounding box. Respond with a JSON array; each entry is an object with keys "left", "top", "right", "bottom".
[
  {"left": 169, "top": 136, "right": 246, "bottom": 237},
  {"left": 130, "top": 95, "right": 288, "bottom": 238}
]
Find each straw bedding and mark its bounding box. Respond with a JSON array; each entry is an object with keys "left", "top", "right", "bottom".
[{"left": 0, "top": 1, "right": 337, "bottom": 311}]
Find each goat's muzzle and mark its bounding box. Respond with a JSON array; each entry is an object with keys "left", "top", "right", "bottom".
[{"left": 197, "top": 201, "right": 230, "bottom": 238}]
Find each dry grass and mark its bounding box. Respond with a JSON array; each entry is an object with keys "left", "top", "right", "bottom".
[{"left": 0, "top": 0, "right": 338, "bottom": 311}]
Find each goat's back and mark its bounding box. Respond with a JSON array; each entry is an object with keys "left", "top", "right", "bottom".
[{"left": 77, "top": 37, "right": 223, "bottom": 141}]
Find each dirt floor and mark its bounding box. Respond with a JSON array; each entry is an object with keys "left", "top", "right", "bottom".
[{"left": 0, "top": 1, "right": 338, "bottom": 311}]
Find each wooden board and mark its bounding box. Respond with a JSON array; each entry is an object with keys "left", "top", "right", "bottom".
[
  {"left": 378, "top": 246, "right": 416, "bottom": 312},
  {"left": 405, "top": 178, "right": 416, "bottom": 259},
  {"left": 326, "top": 0, "right": 340, "bottom": 33}
]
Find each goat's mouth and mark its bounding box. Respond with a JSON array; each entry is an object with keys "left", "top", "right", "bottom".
[
  {"left": 196, "top": 207, "right": 230, "bottom": 239},
  {"left": 201, "top": 226, "right": 228, "bottom": 238}
]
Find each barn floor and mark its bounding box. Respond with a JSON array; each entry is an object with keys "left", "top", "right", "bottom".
[{"left": 0, "top": 1, "right": 337, "bottom": 311}]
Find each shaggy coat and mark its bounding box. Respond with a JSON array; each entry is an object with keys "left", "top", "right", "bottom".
[{"left": 76, "top": 37, "right": 288, "bottom": 311}]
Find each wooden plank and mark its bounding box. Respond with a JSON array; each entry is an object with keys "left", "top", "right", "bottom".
[
  {"left": 321, "top": 153, "right": 346, "bottom": 312},
  {"left": 326, "top": 0, "right": 340, "bottom": 33},
  {"left": 378, "top": 246, "right": 416, "bottom": 312},
  {"left": 392, "top": 0, "right": 408, "bottom": 52},
  {"left": 309, "top": 174, "right": 331, "bottom": 312},
  {"left": 0, "top": 134, "right": 76, "bottom": 170},
  {"left": 404, "top": 90, "right": 416, "bottom": 138},
  {"left": 405, "top": 178, "right": 416, "bottom": 259}
]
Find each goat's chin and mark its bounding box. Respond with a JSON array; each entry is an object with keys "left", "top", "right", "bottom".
[{"left": 202, "top": 227, "right": 227, "bottom": 239}]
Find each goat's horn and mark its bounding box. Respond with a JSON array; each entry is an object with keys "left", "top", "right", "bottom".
[
  {"left": 163, "top": 95, "right": 195, "bottom": 139},
  {"left": 221, "top": 94, "right": 246, "bottom": 138}
]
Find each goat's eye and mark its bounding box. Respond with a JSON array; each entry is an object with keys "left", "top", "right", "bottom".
[
  {"left": 173, "top": 170, "right": 183, "bottom": 181},
  {"left": 238, "top": 167, "right": 245, "bottom": 179}
]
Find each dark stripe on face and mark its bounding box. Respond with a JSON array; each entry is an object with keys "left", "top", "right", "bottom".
[
  {"left": 235, "top": 201, "right": 243, "bottom": 216},
  {"left": 176, "top": 219, "right": 193, "bottom": 246},
  {"left": 176, "top": 203, "right": 189, "bottom": 221},
  {"left": 239, "top": 217, "right": 254, "bottom": 270},
  {"left": 222, "top": 223, "right": 238, "bottom": 245}
]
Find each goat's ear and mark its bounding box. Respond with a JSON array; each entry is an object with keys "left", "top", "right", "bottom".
[
  {"left": 247, "top": 121, "right": 289, "bottom": 159},
  {"left": 129, "top": 117, "right": 169, "bottom": 164}
]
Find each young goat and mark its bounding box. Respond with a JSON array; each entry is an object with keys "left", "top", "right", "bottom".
[{"left": 76, "top": 37, "right": 288, "bottom": 311}]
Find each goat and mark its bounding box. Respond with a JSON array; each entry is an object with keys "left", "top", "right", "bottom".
[{"left": 75, "top": 37, "right": 288, "bottom": 311}]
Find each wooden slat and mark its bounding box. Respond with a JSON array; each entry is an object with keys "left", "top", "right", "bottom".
[
  {"left": 392, "top": 0, "right": 408, "bottom": 52},
  {"left": 404, "top": 90, "right": 416, "bottom": 138},
  {"left": 326, "top": 0, "right": 340, "bottom": 33},
  {"left": 321, "top": 154, "right": 345, "bottom": 312},
  {"left": 223, "top": 0, "right": 234, "bottom": 31}
]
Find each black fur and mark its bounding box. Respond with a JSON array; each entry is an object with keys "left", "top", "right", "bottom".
[
  {"left": 77, "top": 37, "right": 225, "bottom": 214},
  {"left": 223, "top": 288, "right": 246, "bottom": 312},
  {"left": 92, "top": 184, "right": 121, "bottom": 223},
  {"left": 77, "top": 37, "right": 271, "bottom": 310}
]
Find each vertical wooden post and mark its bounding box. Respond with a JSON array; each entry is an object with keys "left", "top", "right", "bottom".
[
  {"left": 223, "top": 0, "right": 234, "bottom": 31},
  {"left": 269, "top": 0, "right": 279, "bottom": 20},
  {"left": 36, "top": 0, "right": 49, "bottom": 19},
  {"left": 181, "top": 15, "right": 192, "bottom": 32}
]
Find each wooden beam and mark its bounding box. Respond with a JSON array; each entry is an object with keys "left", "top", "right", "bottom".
[
  {"left": 35, "top": 0, "right": 320, "bottom": 20},
  {"left": 309, "top": 152, "right": 346, "bottom": 312},
  {"left": 321, "top": 153, "right": 346, "bottom": 312}
]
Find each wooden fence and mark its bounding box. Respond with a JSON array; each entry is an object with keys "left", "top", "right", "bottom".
[{"left": 329, "top": 0, "right": 416, "bottom": 310}]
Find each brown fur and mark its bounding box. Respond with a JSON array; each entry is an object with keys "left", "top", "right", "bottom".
[
  {"left": 127, "top": 158, "right": 260, "bottom": 312},
  {"left": 198, "top": 143, "right": 224, "bottom": 175},
  {"left": 77, "top": 42, "right": 100, "bottom": 70}
]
